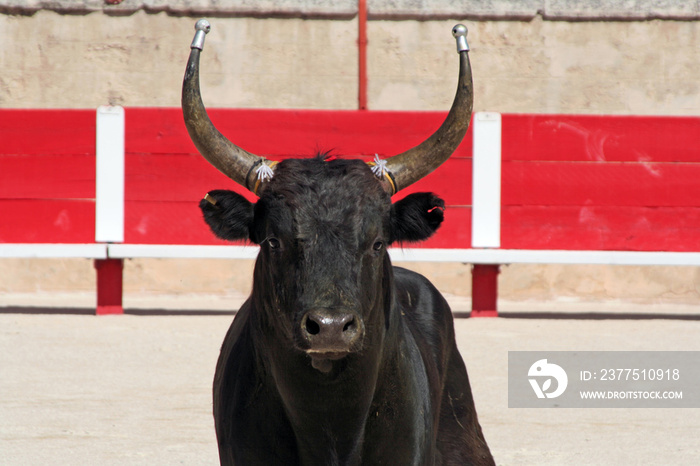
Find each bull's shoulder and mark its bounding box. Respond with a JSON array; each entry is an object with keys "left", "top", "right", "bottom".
[
  {"left": 392, "top": 266, "right": 454, "bottom": 364},
  {"left": 213, "top": 300, "right": 298, "bottom": 464},
  {"left": 393, "top": 266, "right": 452, "bottom": 323},
  {"left": 213, "top": 299, "right": 256, "bottom": 429}
]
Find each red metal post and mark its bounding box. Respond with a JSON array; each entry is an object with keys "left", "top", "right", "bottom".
[
  {"left": 94, "top": 259, "right": 124, "bottom": 315},
  {"left": 471, "top": 264, "right": 500, "bottom": 317},
  {"left": 358, "top": 0, "right": 368, "bottom": 110}
]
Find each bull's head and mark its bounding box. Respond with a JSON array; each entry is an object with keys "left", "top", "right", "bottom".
[{"left": 183, "top": 20, "right": 472, "bottom": 375}]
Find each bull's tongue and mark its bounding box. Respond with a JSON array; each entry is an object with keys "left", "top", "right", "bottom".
[
  {"left": 309, "top": 352, "right": 347, "bottom": 373},
  {"left": 311, "top": 358, "right": 334, "bottom": 373}
]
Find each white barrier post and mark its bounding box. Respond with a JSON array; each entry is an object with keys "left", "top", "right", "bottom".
[
  {"left": 95, "top": 106, "right": 125, "bottom": 315},
  {"left": 471, "top": 112, "right": 502, "bottom": 316},
  {"left": 96, "top": 106, "right": 125, "bottom": 243},
  {"left": 472, "top": 112, "right": 501, "bottom": 248}
]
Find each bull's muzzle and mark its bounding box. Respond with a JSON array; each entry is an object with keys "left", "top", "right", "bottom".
[{"left": 301, "top": 309, "right": 364, "bottom": 373}]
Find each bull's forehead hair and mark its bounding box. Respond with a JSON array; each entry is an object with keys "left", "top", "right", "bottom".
[
  {"left": 262, "top": 157, "right": 391, "bottom": 237},
  {"left": 264, "top": 157, "right": 388, "bottom": 203}
]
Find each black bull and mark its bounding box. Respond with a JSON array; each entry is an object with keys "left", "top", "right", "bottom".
[
  {"left": 201, "top": 160, "right": 494, "bottom": 464},
  {"left": 182, "top": 20, "right": 494, "bottom": 465}
]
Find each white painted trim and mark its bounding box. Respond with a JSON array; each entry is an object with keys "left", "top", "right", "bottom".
[
  {"left": 471, "top": 112, "right": 502, "bottom": 248},
  {"left": 388, "top": 248, "right": 700, "bottom": 266},
  {"left": 102, "top": 244, "right": 700, "bottom": 266},
  {"left": 3, "top": 241, "right": 697, "bottom": 266},
  {"left": 0, "top": 244, "right": 107, "bottom": 259},
  {"left": 107, "top": 244, "right": 260, "bottom": 259},
  {"left": 95, "top": 106, "right": 125, "bottom": 243},
  {"left": 0, "top": 243, "right": 700, "bottom": 266}
]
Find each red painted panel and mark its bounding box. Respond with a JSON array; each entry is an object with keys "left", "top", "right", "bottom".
[
  {"left": 124, "top": 200, "right": 240, "bottom": 245},
  {"left": 0, "top": 110, "right": 96, "bottom": 244},
  {"left": 124, "top": 153, "right": 471, "bottom": 205},
  {"left": 472, "top": 264, "right": 500, "bottom": 317},
  {"left": 501, "top": 206, "right": 700, "bottom": 252},
  {"left": 365, "top": 157, "right": 472, "bottom": 205},
  {"left": 0, "top": 199, "right": 95, "bottom": 243},
  {"left": 95, "top": 259, "right": 124, "bottom": 315},
  {"left": 500, "top": 114, "right": 700, "bottom": 252},
  {"left": 401, "top": 206, "right": 471, "bottom": 249},
  {"left": 0, "top": 109, "right": 95, "bottom": 156},
  {"left": 124, "top": 200, "right": 470, "bottom": 248},
  {"left": 124, "top": 108, "right": 473, "bottom": 160},
  {"left": 502, "top": 114, "right": 700, "bottom": 163},
  {"left": 124, "top": 153, "right": 239, "bottom": 202},
  {"left": 123, "top": 108, "right": 474, "bottom": 243},
  {"left": 9, "top": 108, "right": 700, "bottom": 254},
  {"left": 502, "top": 160, "right": 700, "bottom": 207},
  {"left": 0, "top": 154, "right": 96, "bottom": 199}
]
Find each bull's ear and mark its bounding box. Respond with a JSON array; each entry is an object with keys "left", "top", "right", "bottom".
[
  {"left": 390, "top": 192, "right": 445, "bottom": 243},
  {"left": 199, "top": 190, "right": 255, "bottom": 242}
]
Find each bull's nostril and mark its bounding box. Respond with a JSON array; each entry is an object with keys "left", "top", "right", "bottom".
[
  {"left": 343, "top": 318, "right": 355, "bottom": 332},
  {"left": 305, "top": 317, "right": 321, "bottom": 335}
]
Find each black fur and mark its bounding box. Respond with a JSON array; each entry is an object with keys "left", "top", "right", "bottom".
[
  {"left": 201, "top": 183, "right": 445, "bottom": 246},
  {"left": 199, "top": 190, "right": 254, "bottom": 242},
  {"left": 199, "top": 157, "right": 493, "bottom": 466},
  {"left": 391, "top": 192, "right": 445, "bottom": 243}
]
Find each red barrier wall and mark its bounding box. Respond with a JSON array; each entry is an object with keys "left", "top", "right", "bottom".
[
  {"left": 0, "top": 109, "right": 96, "bottom": 243},
  {"left": 3, "top": 109, "right": 700, "bottom": 253},
  {"left": 501, "top": 114, "right": 700, "bottom": 252},
  {"left": 121, "top": 108, "right": 472, "bottom": 248}
]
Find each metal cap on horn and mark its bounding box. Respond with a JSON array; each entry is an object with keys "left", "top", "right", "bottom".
[
  {"left": 182, "top": 19, "right": 271, "bottom": 195},
  {"left": 381, "top": 24, "right": 474, "bottom": 194}
]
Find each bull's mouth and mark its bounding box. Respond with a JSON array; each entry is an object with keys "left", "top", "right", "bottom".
[{"left": 307, "top": 351, "right": 349, "bottom": 374}]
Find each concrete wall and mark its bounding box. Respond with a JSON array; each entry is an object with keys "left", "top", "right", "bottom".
[
  {"left": 4, "top": 1, "right": 700, "bottom": 20},
  {"left": 4, "top": 9, "right": 700, "bottom": 114},
  {"left": 2, "top": 2, "right": 699, "bottom": 310}
]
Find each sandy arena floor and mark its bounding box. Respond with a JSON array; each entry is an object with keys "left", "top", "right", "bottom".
[{"left": 1, "top": 306, "right": 699, "bottom": 465}]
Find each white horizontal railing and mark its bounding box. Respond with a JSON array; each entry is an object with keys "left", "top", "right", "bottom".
[
  {"left": 107, "top": 244, "right": 260, "bottom": 260},
  {"left": 0, "top": 244, "right": 108, "bottom": 259},
  {"left": 386, "top": 248, "right": 700, "bottom": 267},
  {"left": 8, "top": 242, "right": 698, "bottom": 267}
]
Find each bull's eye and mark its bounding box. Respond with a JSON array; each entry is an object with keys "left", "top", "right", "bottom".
[
  {"left": 373, "top": 241, "right": 384, "bottom": 251},
  {"left": 267, "top": 237, "right": 281, "bottom": 250}
]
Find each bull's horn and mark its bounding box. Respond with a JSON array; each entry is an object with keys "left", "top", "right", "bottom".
[
  {"left": 382, "top": 24, "right": 473, "bottom": 194},
  {"left": 182, "top": 19, "right": 270, "bottom": 195}
]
